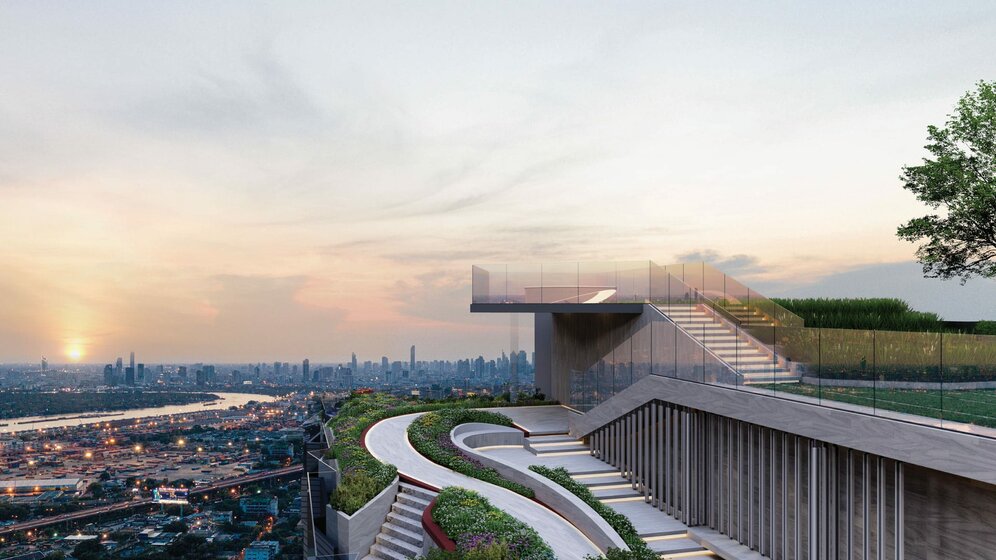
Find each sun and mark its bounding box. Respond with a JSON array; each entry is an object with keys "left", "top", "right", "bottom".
[{"left": 66, "top": 345, "right": 84, "bottom": 362}]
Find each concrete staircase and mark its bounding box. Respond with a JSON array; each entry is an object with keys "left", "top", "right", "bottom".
[
  {"left": 530, "top": 431, "right": 715, "bottom": 559},
  {"left": 524, "top": 433, "right": 590, "bottom": 456},
  {"left": 363, "top": 482, "right": 437, "bottom": 560},
  {"left": 660, "top": 304, "right": 798, "bottom": 384}
]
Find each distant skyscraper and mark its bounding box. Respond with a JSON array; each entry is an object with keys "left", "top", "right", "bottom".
[
  {"left": 124, "top": 366, "right": 135, "bottom": 386},
  {"left": 137, "top": 363, "right": 145, "bottom": 384},
  {"left": 115, "top": 357, "right": 123, "bottom": 380},
  {"left": 410, "top": 345, "right": 416, "bottom": 379},
  {"left": 178, "top": 365, "right": 188, "bottom": 381},
  {"left": 41, "top": 357, "right": 47, "bottom": 373},
  {"left": 274, "top": 362, "right": 281, "bottom": 377},
  {"left": 103, "top": 364, "right": 115, "bottom": 386},
  {"left": 302, "top": 359, "right": 310, "bottom": 383},
  {"left": 130, "top": 351, "right": 135, "bottom": 370},
  {"left": 381, "top": 356, "right": 389, "bottom": 373}
]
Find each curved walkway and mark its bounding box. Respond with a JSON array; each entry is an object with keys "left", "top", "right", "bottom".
[{"left": 364, "top": 412, "right": 602, "bottom": 560}]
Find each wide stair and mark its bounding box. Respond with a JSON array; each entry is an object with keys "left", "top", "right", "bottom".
[
  {"left": 363, "top": 482, "right": 437, "bottom": 560},
  {"left": 661, "top": 304, "right": 798, "bottom": 384},
  {"left": 526, "top": 432, "right": 714, "bottom": 559}
]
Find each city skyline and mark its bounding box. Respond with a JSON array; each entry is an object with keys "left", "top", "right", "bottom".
[{"left": 2, "top": 2, "right": 996, "bottom": 363}]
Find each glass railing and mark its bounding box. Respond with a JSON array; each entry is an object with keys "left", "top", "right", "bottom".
[
  {"left": 476, "top": 262, "right": 996, "bottom": 437},
  {"left": 472, "top": 261, "right": 653, "bottom": 304}
]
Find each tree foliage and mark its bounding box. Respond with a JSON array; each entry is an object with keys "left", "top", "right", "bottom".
[{"left": 898, "top": 80, "right": 996, "bottom": 282}]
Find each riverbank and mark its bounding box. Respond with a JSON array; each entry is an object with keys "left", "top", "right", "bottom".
[{"left": 0, "top": 390, "right": 220, "bottom": 420}]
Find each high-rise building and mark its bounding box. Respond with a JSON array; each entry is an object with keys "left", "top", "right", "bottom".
[
  {"left": 178, "top": 366, "right": 188, "bottom": 381},
  {"left": 129, "top": 351, "right": 135, "bottom": 371},
  {"left": 41, "top": 357, "right": 47, "bottom": 373},
  {"left": 410, "top": 345, "right": 416, "bottom": 379},
  {"left": 274, "top": 362, "right": 281, "bottom": 377},
  {"left": 302, "top": 359, "right": 310, "bottom": 383},
  {"left": 351, "top": 352, "right": 358, "bottom": 373},
  {"left": 103, "top": 364, "right": 115, "bottom": 386},
  {"left": 115, "top": 357, "right": 123, "bottom": 381},
  {"left": 124, "top": 366, "right": 135, "bottom": 386},
  {"left": 136, "top": 363, "right": 145, "bottom": 384}
]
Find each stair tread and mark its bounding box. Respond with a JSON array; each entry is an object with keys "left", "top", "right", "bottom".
[
  {"left": 646, "top": 537, "right": 705, "bottom": 554},
  {"left": 369, "top": 543, "right": 417, "bottom": 560},
  {"left": 376, "top": 533, "right": 422, "bottom": 553}
]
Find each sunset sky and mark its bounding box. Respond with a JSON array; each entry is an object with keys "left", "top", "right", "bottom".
[{"left": 2, "top": 2, "right": 995, "bottom": 364}]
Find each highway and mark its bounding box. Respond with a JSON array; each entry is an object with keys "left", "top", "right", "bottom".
[{"left": 0, "top": 464, "right": 302, "bottom": 537}]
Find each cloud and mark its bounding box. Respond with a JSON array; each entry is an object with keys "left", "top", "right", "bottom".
[{"left": 674, "top": 250, "right": 766, "bottom": 276}]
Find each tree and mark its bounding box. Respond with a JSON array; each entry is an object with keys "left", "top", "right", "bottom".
[
  {"left": 164, "top": 520, "right": 188, "bottom": 533},
  {"left": 87, "top": 482, "right": 105, "bottom": 499},
  {"left": 898, "top": 80, "right": 996, "bottom": 282},
  {"left": 72, "top": 539, "right": 103, "bottom": 560}
]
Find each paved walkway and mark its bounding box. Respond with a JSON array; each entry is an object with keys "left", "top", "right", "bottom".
[{"left": 364, "top": 410, "right": 602, "bottom": 560}]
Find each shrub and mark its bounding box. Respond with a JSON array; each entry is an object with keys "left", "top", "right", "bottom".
[
  {"left": 977, "top": 321, "right": 996, "bottom": 335},
  {"left": 528, "top": 465, "right": 656, "bottom": 560},
  {"left": 408, "top": 409, "right": 533, "bottom": 498},
  {"left": 770, "top": 298, "right": 949, "bottom": 332},
  {"left": 431, "top": 487, "right": 554, "bottom": 560},
  {"left": 330, "top": 470, "right": 390, "bottom": 515}
]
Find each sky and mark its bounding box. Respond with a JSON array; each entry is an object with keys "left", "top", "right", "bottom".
[{"left": 1, "top": 1, "right": 995, "bottom": 364}]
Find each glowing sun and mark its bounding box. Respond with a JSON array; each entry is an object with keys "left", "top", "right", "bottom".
[{"left": 66, "top": 345, "right": 84, "bottom": 361}]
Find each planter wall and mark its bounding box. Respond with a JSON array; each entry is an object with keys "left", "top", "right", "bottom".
[{"left": 327, "top": 475, "right": 399, "bottom": 557}]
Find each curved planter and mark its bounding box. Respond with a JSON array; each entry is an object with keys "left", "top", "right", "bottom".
[
  {"left": 422, "top": 497, "right": 457, "bottom": 552},
  {"left": 327, "top": 475, "right": 399, "bottom": 557},
  {"left": 451, "top": 422, "right": 630, "bottom": 553}
]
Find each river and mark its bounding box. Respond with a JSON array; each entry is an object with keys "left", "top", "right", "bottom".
[{"left": 0, "top": 392, "right": 278, "bottom": 434}]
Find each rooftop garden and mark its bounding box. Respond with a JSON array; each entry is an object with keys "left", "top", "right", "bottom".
[
  {"left": 422, "top": 486, "right": 555, "bottom": 560},
  {"left": 327, "top": 391, "right": 552, "bottom": 514},
  {"left": 408, "top": 408, "right": 533, "bottom": 497}
]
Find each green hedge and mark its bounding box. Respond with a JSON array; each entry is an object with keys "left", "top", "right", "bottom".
[
  {"left": 328, "top": 392, "right": 553, "bottom": 514},
  {"left": 977, "top": 321, "right": 996, "bottom": 335},
  {"left": 431, "top": 486, "right": 555, "bottom": 560},
  {"left": 770, "top": 298, "right": 950, "bottom": 332},
  {"left": 408, "top": 409, "right": 534, "bottom": 498},
  {"left": 528, "top": 466, "right": 657, "bottom": 560}
]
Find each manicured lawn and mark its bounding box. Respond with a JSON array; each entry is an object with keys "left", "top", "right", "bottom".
[{"left": 770, "top": 383, "right": 996, "bottom": 428}]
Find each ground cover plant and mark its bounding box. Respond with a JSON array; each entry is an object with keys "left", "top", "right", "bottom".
[
  {"left": 528, "top": 465, "right": 656, "bottom": 559},
  {"left": 769, "top": 384, "right": 996, "bottom": 428},
  {"left": 429, "top": 486, "right": 555, "bottom": 560},
  {"left": 328, "top": 391, "right": 551, "bottom": 514},
  {"left": 408, "top": 408, "right": 534, "bottom": 497}
]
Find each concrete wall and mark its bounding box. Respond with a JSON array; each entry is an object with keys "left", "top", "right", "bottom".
[
  {"left": 452, "top": 422, "right": 630, "bottom": 553},
  {"left": 535, "top": 312, "right": 553, "bottom": 400},
  {"left": 327, "top": 476, "right": 399, "bottom": 557},
  {"left": 905, "top": 464, "right": 996, "bottom": 560}
]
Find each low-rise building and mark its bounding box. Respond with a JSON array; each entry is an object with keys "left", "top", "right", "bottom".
[
  {"left": 239, "top": 495, "right": 278, "bottom": 517},
  {"left": 244, "top": 541, "right": 280, "bottom": 560},
  {"left": 0, "top": 477, "right": 84, "bottom": 495}
]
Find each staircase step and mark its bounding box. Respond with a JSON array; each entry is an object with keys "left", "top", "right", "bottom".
[
  {"left": 382, "top": 521, "right": 423, "bottom": 547},
  {"left": 369, "top": 542, "right": 417, "bottom": 560},
  {"left": 391, "top": 502, "right": 424, "bottom": 520},
  {"left": 525, "top": 434, "right": 576, "bottom": 443},
  {"left": 375, "top": 533, "right": 423, "bottom": 557},
  {"left": 646, "top": 537, "right": 706, "bottom": 555},
  {"left": 397, "top": 493, "right": 431, "bottom": 509},
  {"left": 387, "top": 511, "right": 422, "bottom": 533},
  {"left": 592, "top": 486, "right": 643, "bottom": 500},
  {"left": 399, "top": 482, "right": 438, "bottom": 502},
  {"left": 531, "top": 444, "right": 590, "bottom": 455}
]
